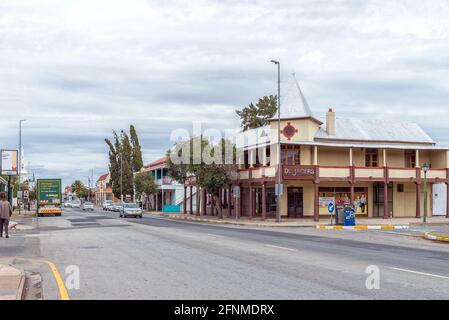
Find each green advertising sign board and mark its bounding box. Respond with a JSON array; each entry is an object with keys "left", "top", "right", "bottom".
[{"left": 37, "top": 179, "right": 62, "bottom": 205}]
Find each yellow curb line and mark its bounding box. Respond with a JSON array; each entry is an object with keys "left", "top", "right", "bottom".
[
  {"left": 423, "top": 232, "right": 449, "bottom": 243},
  {"left": 316, "top": 225, "right": 409, "bottom": 230},
  {"left": 14, "top": 257, "right": 70, "bottom": 300},
  {"left": 44, "top": 260, "right": 70, "bottom": 300}
]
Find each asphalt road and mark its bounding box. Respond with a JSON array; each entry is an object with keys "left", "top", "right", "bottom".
[{"left": 2, "top": 207, "right": 449, "bottom": 300}]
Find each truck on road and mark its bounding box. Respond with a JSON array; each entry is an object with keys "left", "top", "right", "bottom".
[{"left": 37, "top": 179, "right": 62, "bottom": 217}]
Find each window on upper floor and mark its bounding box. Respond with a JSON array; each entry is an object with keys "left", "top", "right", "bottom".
[
  {"left": 281, "top": 145, "right": 300, "bottom": 165},
  {"left": 405, "top": 150, "right": 416, "bottom": 168},
  {"left": 266, "top": 147, "right": 271, "bottom": 166},
  {"left": 365, "top": 149, "right": 378, "bottom": 167}
]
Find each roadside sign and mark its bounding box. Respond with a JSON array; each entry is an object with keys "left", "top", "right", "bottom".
[
  {"left": 0, "top": 149, "right": 18, "bottom": 175},
  {"left": 17, "top": 191, "right": 23, "bottom": 199},
  {"left": 328, "top": 202, "right": 335, "bottom": 214},
  {"left": 275, "top": 183, "right": 283, "bottom": 196},
  {"left": 233, "top": 186, "right": 240, "bottom": 198},
  {"left": 328, "top": 201, "right": 335, "bottom": 225}
]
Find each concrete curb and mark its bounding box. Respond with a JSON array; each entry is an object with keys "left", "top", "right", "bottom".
[
  {"left": 410, "top": 222, "right": 449, "bottom": 226},
  {"left": 147, "top": 213, "right": 316, "bottom": 228},
  {"left": 316, "top": 225, "right": 409, "bottom": 230},
  {"left": 0, "top": 265, "right": 26, "bottom": 300},
  {"left": 423, "top": 232, "right": 449, "bottom": 243}
]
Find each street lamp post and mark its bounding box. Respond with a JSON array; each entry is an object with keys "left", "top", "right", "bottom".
[
  {"left": 270, "top": 60, "right": 281, "bottom": 223},
  {"left": 120, "top": 152, "right": 123, "bottom": 203},
  {"left": 19, "top": 119, "right": 26, "bottom": 183},
  {"left": 422, "top": 163, "right": 429, "bottom": 223}
]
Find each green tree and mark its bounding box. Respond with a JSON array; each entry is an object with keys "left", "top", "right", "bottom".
[
  {"left": 105, "top": 131, "right": 121, "bottom": 199},
  {"left": 71, "top": 180, "right": 88, "bottom": 199},
  {"left": 236, "top": 95, "right": 277, "bottom": 131},
  {"left": 167, "top": 137, "right": 237, "bottom": 218},
  {"left": 130, "top": 125, "right": 144, "bottom": 172},
  {"left": 121, "top": 131, "right": 134, "bottom": 199},
  {"left": 134, "top": 172, "right": 157, "bottom": 209}
]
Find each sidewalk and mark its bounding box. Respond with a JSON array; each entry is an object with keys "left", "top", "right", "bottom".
[
  {"left": 146, "top": 211, "right": 448, "bottom": 227},
  {"left": 0, "top": 265, "right": 26, "bottom": 300}
]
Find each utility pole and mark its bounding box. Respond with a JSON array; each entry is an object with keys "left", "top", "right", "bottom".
[
  {"left": 120, "top": 151, "right": 123, "bottom": 203},
  {"left": 270, "top": 60, "right": 282, "bottom": 223}
]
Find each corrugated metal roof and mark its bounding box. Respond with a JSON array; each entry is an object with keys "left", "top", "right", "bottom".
[
  {"left": 234, "top": 125, "right": 270, "bottom": 148},
  {"left": 144, "top": 156, "right": 167, "bottom": 171},
  {"left": 314, "top": 117, "right": 435, "bottom": 144},
  {"left": 289, "top": 140, "right": 449, "bottom": 151},
  {"left": 269, "top": 74, "right": 321, "bottom": 123}
]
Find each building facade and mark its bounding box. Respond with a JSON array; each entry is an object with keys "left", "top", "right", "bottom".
[
  {"left": 94, "top": 173, "right": 116, "bottom": 206},
  {"left": 179, "top": 75, "right": 449, "bottom": 221},
  {"left": 231, "top": 76, "right": 449, "bottom": 220},
  {"left": 143, "top": 157, "right": 196, "bottom": 212}
]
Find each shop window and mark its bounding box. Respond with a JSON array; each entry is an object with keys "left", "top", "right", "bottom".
[
  {"left": 365, "top": 149, "right": 378, "bottom": 167},
  {"left": 397, "top": 184, "right": 404, "bottom": 193}
]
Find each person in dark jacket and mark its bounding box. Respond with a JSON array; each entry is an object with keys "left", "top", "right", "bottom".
[{"left": 0, "top": 192, "right": 13, "bottom": 238}]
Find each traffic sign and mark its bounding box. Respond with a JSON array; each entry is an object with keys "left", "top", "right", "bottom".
[
  {"left": 233, "top": 186, "right": 240, "bottom": 198},
  {"left": 275, "top": 183, "right": 284, "bottom": 196},
  {"left": 328, "top": 202, "right": 335, "bottom": 214}
]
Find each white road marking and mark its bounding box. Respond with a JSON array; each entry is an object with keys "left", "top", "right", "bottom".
[
  {"left": 389, "top": 267, "right": 449, "bottom": 280},
  {"left": 265, "top": 244, "right": 298, "bottom": 252},
  {"left": 205, "top": 233, "right": 224, "bottom": 238}
]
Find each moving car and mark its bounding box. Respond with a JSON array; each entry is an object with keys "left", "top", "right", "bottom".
[
  {"left": 119, "top": 203, "right": 143, "bottom": 218},
  {"left": 102, "top": 200, "right": 113, "bottom": 211},
  {"left": 106, "top": 203, "right": 115, "bottom": 211},
  {"left": 64, "top": 201, "right": 72, "bottom": 208},
  {"left": 71, "top": 201, "right": 81, "bottom": 209},
  {"left": 82, "top": 202, "right": 94, "bottom": 211}
]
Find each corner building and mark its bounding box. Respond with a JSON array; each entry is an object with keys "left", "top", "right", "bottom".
[{"left": 229, "top": 76, "right": 449, "bottom": 221}]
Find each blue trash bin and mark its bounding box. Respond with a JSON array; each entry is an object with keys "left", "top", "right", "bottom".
[{"left": 344, "top": 206, "right": 355, "bottom": 226}]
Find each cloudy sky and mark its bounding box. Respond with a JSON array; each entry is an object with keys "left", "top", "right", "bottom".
[{"left": 1, "top": 0, "right": 449, "bottom": 187}]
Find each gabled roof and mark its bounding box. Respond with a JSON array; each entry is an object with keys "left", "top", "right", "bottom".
[
  {"left": 97, "top": 173, "right": 109, "bottom": 182},
  {"left": 314, "top": 117, "right": 435, "bottom": 145},
  {"left": 144, "top": 156, "right": 167, "bottom": 171},
  {"left": 269, "top": 73, "right": 322, "bottom": 124}
]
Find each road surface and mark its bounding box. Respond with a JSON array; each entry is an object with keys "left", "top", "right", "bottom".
[{"left": 1, "top": 207, "right": 449, "bottom": 299}]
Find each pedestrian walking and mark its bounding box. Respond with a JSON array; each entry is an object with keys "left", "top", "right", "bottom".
[{"left": 0, "top": 192, "right": 13, "bottom": 238}]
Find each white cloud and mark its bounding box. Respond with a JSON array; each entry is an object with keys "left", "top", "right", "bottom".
[{"left": 0, "top": 0, "right": 448, "bottom": 185}]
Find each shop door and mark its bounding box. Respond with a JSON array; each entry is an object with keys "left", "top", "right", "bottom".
[
  {"left": 373, "top": 183, "right": 393, "bottom": 217},
  {"left": 288, "top": 187, "right": 303, "bottom": 218}
]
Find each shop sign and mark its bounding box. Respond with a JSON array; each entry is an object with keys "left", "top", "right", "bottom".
[{"left": 283, "top": 166, "right": 316, "bottom": 179}]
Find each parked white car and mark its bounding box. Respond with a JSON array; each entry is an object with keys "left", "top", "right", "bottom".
[
  {"left": 82, "top": 202, "right": 94, "bottom": 211},
  {"left": 102, "top": 200, "right": 113, "bottom": 211},
  {"left": 64, "top": 201, "right": 72, "bottom": 208},
  {"left": 71, "top": 201, "right": 81, "bottom": 208}
]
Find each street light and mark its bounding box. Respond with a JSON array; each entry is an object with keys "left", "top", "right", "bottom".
[
  {"left": 19, "top": 119, "right": 26, "bottom": 183},
  {"left": 422, "top": 163, "right": 429, "bottom": 223},
  {"left": 270, "top": 59, "right": 281, "bottom": 223}
]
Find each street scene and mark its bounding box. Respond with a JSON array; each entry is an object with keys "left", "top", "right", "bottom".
[{"left": 1, "top": 0, "right": 449, "bottom": 308}]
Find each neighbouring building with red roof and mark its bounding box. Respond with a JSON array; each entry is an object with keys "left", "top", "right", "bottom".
[{"left": 94, "top": 173, "right": 117, "bottom": 206}]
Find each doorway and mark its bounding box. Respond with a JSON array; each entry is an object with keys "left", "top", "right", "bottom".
[
  {"left": 373, "top": 183, "right": 393, "bottom": 217},
  {"left": 287, "top": 187, "right": 303, "bottom": 218}
]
